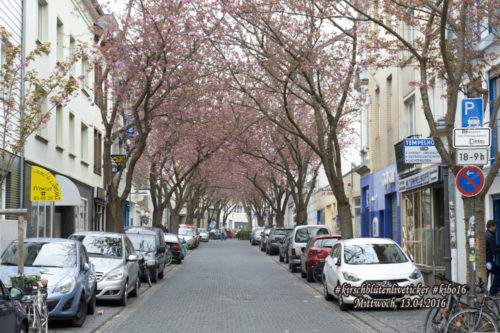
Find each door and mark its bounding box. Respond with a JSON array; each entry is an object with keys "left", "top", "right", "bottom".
[
  {"left": 0, "top": 283, "right": 15, "bottom": 332},
  {"left": 125, "top": 237, "right": 139, "bottom": 288},
  {"left": 80, "top": 246, "right": 92, "bottom": 302},
  {"left": 494, "top": 197, "right": 500, "bottom": 266},
  {"left": 391, "top": 194, "right": 398, "bottom": 244}
]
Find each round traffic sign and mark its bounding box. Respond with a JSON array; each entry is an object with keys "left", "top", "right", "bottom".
[{"left": 456, "top": 166, "right": 484, "bottom": 197}]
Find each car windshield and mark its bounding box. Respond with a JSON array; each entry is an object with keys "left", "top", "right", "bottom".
[
  {"left": 313, "top": 238, "right": 339, "bottom": 249},
  {"left": 199, "top": 229, "right": 207, "bottom": 233},
  {"left": 1, "top": 242, "right": 77, "bottom": 268},
  {"left": 70, "top": 235, "right": 122, "bottom": 258},
  {"left": 344, "top": 243, "right": 408, "bottom": 265},
  {"left": 164, "top": 234, "right": 179, "bottom": 243},
  {"left": 295, "top": 228, "right": 329, "bottom": 242},
  {"left": 127, "top": 234, "right": 156, "bottom": 252},
  {"left": 274, "top": 229, "right": 292, "bottom": 235},
  {"left": 179, "top": 228, "right": 194, "bottom": 236}
]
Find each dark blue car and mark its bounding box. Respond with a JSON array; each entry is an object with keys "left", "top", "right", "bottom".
[
  {"left": 0, "top": 239, "right": 97, "bottom": 327},
  {"left": 0, "top": 279, "right": 28, "bottom": 333}
]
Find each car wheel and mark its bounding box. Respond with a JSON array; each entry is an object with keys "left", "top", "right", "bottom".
[
  {"left": 338, "top": 292, "right": 350, "bottom": 311},
  {"left": 323, "top": 279, "right": 333, "bottom": 301},
  {"left": 158, "top": 265, "right": 164, "bottom": 279},
  {"left": 306, "top": 269, "right": 314, "bottom": 283},
  {"left": 279, "top": 254, "right": 284, "bottom": 262},
  {"left": 71, "top": 294, "right": 87, "bottom": 327},
  {"left": 151, "top": 266, "right": 158, "bottom": 283},
  {"left": 177, "top": 258, "right": 182, "bottom": 264},
  {"left": 130, "top": 275, "right": 139, "bottom": 298},
  {"left": 289, "top": 262, "right": 296, "bottom": 273},
  {"left": 285, "top": 254, "right": 289, "bottom": 264},
  {"left": 118, "top": 281, "right": 128, "bottom": 306},
  {"left": 18, "top": 321, "right": 28, "bottom": 333},
  {"left": 87, "top": 287, "right": 96, "bottom": 314}
]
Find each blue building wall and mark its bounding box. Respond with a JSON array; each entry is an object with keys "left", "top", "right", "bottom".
[{"left": 360, "top": 164, "right": 401, "bottom": 244}]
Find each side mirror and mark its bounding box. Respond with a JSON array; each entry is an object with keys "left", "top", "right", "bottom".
[
  {"left": 127, "top": 254, "right": 138, "bottom": 262},
  {"left": 9, "top": 287, "right": 23, "bottom": 300},
  {"left": 301, "top": 247, "right": 306, "bottom": 253},
  {"left": 333, "top": 257, "right": 340, "bottom": 266},
  {"left": 84, "top": 263, "right": 90, "bottom": 272}
]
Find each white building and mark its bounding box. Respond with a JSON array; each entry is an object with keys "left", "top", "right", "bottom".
[{"left": 23, "top": 0, "right": 106, "bottom": 238}]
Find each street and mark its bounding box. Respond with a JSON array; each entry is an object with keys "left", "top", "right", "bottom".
[{"left": 45, "top": 239, "right": 430, "bottom": 333}]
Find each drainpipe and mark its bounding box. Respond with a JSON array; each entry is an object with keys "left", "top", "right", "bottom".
[{"left": 19, "top": 0, "right": 27, "bottom": 211}]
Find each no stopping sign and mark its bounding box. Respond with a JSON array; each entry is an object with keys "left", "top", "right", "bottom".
[{"left": 456, "top": 166, "right": 484, "bottom": 197}]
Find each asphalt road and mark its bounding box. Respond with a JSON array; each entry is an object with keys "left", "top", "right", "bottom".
[{"left": 96, "top": 239, "right": 376, "bottom": 333}]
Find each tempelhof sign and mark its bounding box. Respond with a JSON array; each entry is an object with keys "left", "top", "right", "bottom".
[{"left": 30, "top": 166, "right": 61, "bottom": 201}]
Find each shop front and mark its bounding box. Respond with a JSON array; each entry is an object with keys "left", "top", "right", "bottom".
[{"left": 399, "top": 166, "right": 445, "bottom": 283}]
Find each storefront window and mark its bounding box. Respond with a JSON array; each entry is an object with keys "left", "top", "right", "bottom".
[
  {"left": 77, "top": 198, "right": 88, "bottom": 232},
  {"left": 402, "top": 187, "right": 444, "bottom": 268}
]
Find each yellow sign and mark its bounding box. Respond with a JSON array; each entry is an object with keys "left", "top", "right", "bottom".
[{"left": 31, "top": 166, "right": 62, "bottom": 201}]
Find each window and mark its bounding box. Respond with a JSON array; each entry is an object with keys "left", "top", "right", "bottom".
[
  {"left": 37, "top": 0, "right": 48, "bottom": 42},
  {"left": 69, "top": 113, "right": 75, "bottom": 154},
  {"left": 56, "top": 19, "right": 63, "bottom": 63},
  {"left": 56, "top": 106, "right": 63, "bottom": 146},
  {"left": 36, "top": 94, "right": 48, "bottom": 139},
  {"left": 386, "top": 75, "right": 392, "bottom": 130},
  {"left": 233, "top": 205, "right": 242, "bottom": 213},
  {"left": 81, "top": 123, "right": 88, "bottom": 161},
  {"left": 81, "top": 57, "right": 89, "bottom": 89},
  {"left": 77, "top": 198, "right": 88, "bottom": 232},
  {"left": 405, "top": 96, "right": 416, "bottom": 137},
  {"left": 69, "top": 36, "right": 76, "bottom": 75},
  {"left": 93, "top": 129, "right": 102, "bottom": 175}
]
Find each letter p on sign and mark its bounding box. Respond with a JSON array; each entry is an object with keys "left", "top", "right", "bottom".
[{"left": 461, "top": 98, "right": 483, "bottom": 128}]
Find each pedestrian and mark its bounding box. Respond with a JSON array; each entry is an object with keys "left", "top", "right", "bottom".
[
  {"left": 162, "top": 224, "right": 169, "bottom": 233},
  {"left": 485, "top": 219, "right": 500, "bottom": 295},
  {"left": 221, "top": 229, "right": 226, "bottom": 241}
]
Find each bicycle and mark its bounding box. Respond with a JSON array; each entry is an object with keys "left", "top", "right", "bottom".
[
  {"left": 444, "top": 278, "right": 499, "bottom": 332},
  {"left": 22, "top": 279, "right": 49, "bottom": 333},
  {"left": 138, "top": 255, "right": 152, "bottom": 288},
  {"left": 312, "top": 259, "right": 325, "bottom": 283},
  {"left": 423, "top": 274, "right": 469, "bottom": 333}
]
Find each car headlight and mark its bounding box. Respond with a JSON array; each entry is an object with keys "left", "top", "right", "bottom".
[
  {"left": 146, "top": 259, "right": 157, "bottom": 265},
  {"left": 409, "top": 268, "right": 422, "bottom": 280},
  {"left": 342, "top": 271, "right": 361, "bottom": 282},
  {"left": 105, "top": 268, "right": 125, "bottom": 281},
  {"left": 54, "top": 277, "right": 76, "bottom": 294}
]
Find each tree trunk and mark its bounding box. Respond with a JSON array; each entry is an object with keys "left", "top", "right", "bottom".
[
  {"left": 152, "top": 208, "right": 164, "bottom": 229},
  {"left": 337, "top": 200, "right": 352, "bottom": 238},
  {"left": 295, "top": 204, "right": 307, "bottom": 225},
  {"left": 275, "top": 211, "right": 285, "bottom": 227},
  {"left": 106, "top": 194, "right": 125, "bottom": 233},
  {"left": 170, "top": 213, "right": 181, "bottom": 234},
  {"left": 257, "top": 215, "right": 264, "bottom": 227}
]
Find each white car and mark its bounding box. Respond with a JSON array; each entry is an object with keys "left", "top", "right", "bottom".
[
  {"left": 199, "top": 228, "right": 209, "bottom": 242},
  {"left": 323, "top": 238, "right": 424, "bottom": 311},
  {"left": 288, "top": 225, "right": 330, "bottom": 272}
]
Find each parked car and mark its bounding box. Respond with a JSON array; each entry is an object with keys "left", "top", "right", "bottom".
[
  {"left": 266, "top": 227, "right": 293, "bottom": 255},
  {"left": 164, "top": 233, "right": 184, "bottom": 264},
  {"left": 300, "top": 235, "right": 341, "bottom": 282},
  {"left": 279, "top": 232, "right": 293, "bottom": 263},
  {"left": 259, "top": 228, "right": 272, "bottom": 252},
  {"left": 199, "top": 228, "right": 209, "bottom": 242},
  {"left": 209, "top": 229, "right": 221, "bottom": 240},
  {"left": 0, "top": 239, "right": 97, "bottom": 327},
  {"left": 69, "top": 232, "right": 140, "bottom": 305},
  {"left": 323, "top": 238, "right": 424, "bottom": 311},
  {"left": 178, "top": 227, "right": 197, "bottom": 249},
  {"left": 0, "top": 279, "right": 28, "bottom": 333},
  {"left": 250, "top": 227, "right": 264, "bottom": 245},
  {"left": 179, "top": 224, "right": 199, "bottom": 248},
  {"left": 288, "top": 225, "right": 330, "bottom": 273},
  {"left": 124, "top": 227, "right": 166, "bottom": 283},
  {"left": 225, "top": 228, "right": 236, "bottom": 238}
]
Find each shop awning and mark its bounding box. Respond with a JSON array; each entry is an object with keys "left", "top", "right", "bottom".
[{"left": 54, "top": 175, "right": 81, "bottom": 206}]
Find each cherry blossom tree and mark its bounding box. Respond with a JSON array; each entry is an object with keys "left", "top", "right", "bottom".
[
  {"left": 215, "top": 0, "right": 361, "bottom": 238},
  {"left": 335, "top": 0, "right": 499, "bottom": 283}
]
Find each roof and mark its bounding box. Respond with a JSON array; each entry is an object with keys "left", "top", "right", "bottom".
[
  {"left": 124, "top": 226, "right": 161, "bottom": 235},
  {"left": 22, "top": 238, "right": 77, "bottom": 243},
  {"left": 311, "top": 235, "right": 341, "bottom": 240},
  {"left": 294, "top": 225, "right": 329, "bottom": 230},
  {"left": 71, "top": 231, "right": 124, "bottom": 238},
  {"left": 340, "top": 238, "right": 397, "bottom": 246}
]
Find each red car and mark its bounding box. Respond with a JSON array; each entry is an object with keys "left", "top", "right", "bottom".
[
  {"left": 300, "top": 235, "right": 341, "bottom": 282},
  {"left": 224, "top": 228, "right": 236, "bottom": 238}
]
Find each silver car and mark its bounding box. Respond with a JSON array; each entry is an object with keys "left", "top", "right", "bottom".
[
  {"left": 251, "top": 227, "right": 264, "bottom": 245},
  {"left": 69, "top": 232, "right": 140, "bottom": 306},
  {"left": 199, "top": 228, "right": 210, "bottom": 242},
  {"left": 179, "top": 227, "right": 196, "bottom": 249}
]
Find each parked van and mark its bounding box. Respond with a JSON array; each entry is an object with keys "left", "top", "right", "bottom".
[{"left": 287, "top": 225, "right": 330, "bottom": 272}]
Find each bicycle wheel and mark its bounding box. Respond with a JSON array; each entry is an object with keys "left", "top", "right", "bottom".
[
  {"left": 445, "top": 309, "right": 499, "bottom": 333},
  {"left": 423, "top": 307, "right": 447, "bottom": 333},
  {"left": 165, "top": 249, "right": 173, "bottom": 266},
  {"left": 484, "top": 296, "right": 500, "bottom": 320}
]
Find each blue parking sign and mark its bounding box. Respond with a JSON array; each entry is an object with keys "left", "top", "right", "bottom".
[{"left": 462, "top": 98, "right": 483, "bottom": 127}]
